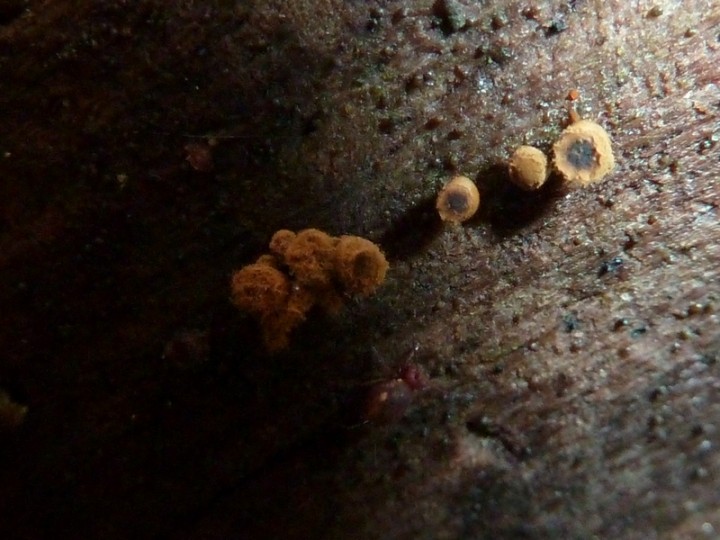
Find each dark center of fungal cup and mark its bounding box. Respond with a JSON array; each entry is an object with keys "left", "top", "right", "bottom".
[
  {"left": 566, "top": 139, "right": 597, "bottom": 169},
  {"left": 446, "top": 191, "right": 469, "bottom": 213},
  {"left": 353, "top": 252, "right": 374, "bottom": 277}
]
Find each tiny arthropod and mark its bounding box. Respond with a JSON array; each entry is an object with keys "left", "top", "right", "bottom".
[
  {"left": 184, "top": 141, "right": 214, "bottom": 172},
  {"left": 362, "top": 345, "right": 428, "bottom": 424},
  {"left": 363, "top": 378, "right": 414, "bottom": 424}
]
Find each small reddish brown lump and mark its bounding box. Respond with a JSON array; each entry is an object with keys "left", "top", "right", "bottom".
[{"left": 231, "top": 229, "right": 389, "bottom": 352}]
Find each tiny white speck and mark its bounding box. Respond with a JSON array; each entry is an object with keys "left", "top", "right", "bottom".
[{"left": 698, "top": 439, "right": 712, "bottom": 452}]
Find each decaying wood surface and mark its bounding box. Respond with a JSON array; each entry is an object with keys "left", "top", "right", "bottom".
[{"left": 1, "top": 1, "right": 718, "bottom": 538}]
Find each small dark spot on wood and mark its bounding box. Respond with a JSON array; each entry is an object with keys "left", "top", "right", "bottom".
[
  {"left": 545, "top": 18, "right": 567, "bottom": 37},
  {"left": 646, "top": 415, "right": 666, "bottom": 441},
  {"left": 366, "top": 8, "right": 385, "bottom": 32},
  {"left": 466, "top": 415, "right": 530, "bottom": 459},
  {"left": 699, "top": 353, "right": 717, "bottom": 366},
  {"left": 649, "top": 386, "right": 668, "bottom": 402},
  {"left": 405, "top": 73, "right": 424, "bottom": 93},
  {"left": 424, "top": 116, "right": 443, "bottom": 130},
  {"left": 522, "top": 6, "right": 541, "bottom": 20},
  {"left": 453, "top": 64, "right": 469, "bottom": 82},
  {"left": 562, "top": 313, "right": 580, "bottom": 332},
  {"left": 597, "top": 195, "right": 614, "bottom": 208},
  {"left": 491, "top": 12, "right": 508, "bottom": 30},
  {"left": 391, "top": 8, "right": 408, "bottom": 25},
  {"left": 301, "top": 112, "right": 322, "bottom": 136},
  {"left": 697, "top": 135, "right": 717, "bottom": 154},
  {"left": 646, "top": 6, "right": 663, "bottom": 18},
  {"left": 487, "top": 45, "right": 514, "bottom": 65},
  {"left": 623, "top": 232, "right": 637, "bottom": 251},
  {"left": 630, "top": 326, "right": 647, "bottom": 338},
  {"left": 378, "top": 118, "right": 394, "bottom": 134},
  {"left": 613, "top": 318, "right": 629, "bottom": 331},
  {"left": 432, "top": 0, "right": 467, "bottom": 36},
  {"left": 657, "top": 153, "right": 673, "bottom": 168},
  {"left": 447, "top": 129, "right": 463, "bottom": 141},
  {"left": 598, "top": 256, "right": 623, "bottom": 276},
  {"left": 677, "top": 329, "right": 692, "bottom": 341},
  {"left": 554, "top": 372, "right": 571, "bottom": 397}
]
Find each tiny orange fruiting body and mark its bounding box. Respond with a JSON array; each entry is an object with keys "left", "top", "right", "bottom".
[
  {"left": 552, "top": 119, "right": 614, "bottom": 187},
  {"left": 508, "top": 145, "right": 549, "bottom": 190},
  {"left": 436, "top": 175, "right": 480, "bottom": 223}
]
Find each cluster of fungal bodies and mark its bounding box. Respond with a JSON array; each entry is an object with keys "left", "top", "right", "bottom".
[
  {"left": 510, "top": 116, "right": 614, "bottom": 190},
  {"left": 231, "top": 97, "right": 614, "bottom": 355},
  {"left": 435, "top": 104, "right": 615, "bottom": 221},
  {"left": 230, "top": 229, "right": 389, "bottom": 352}
]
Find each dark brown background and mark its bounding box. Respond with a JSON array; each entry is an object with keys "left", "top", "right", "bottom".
[{"left": 1, "top": 0, "right": 718, "bottom": 538}]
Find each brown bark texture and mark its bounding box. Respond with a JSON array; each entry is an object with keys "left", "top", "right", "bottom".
[{"left": 0, "top": 0, "right": 719, "bottom": 538}]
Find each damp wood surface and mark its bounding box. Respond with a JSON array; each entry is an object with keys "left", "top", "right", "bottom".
[{"left": 0, "top": 1, "right": 719, "bottom": 538}]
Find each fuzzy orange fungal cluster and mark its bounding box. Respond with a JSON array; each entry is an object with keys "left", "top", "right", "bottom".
[{"left": 231, "top": 229, "right": 389, "bottom": 352}]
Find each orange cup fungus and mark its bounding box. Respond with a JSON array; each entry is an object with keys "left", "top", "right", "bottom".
[
  {"left": 334, "top": 235, "right": 389, "bottom": 296},
  {"left": 552, "top": 119, "right": 615, "bottom": 187},
  {"left": 436, "top": 175, "right": 480, "bottom": 223},
  {"left": 230, "top": 263, "right": 291, "bottom": 316},
  {"left": 282, "top": 228, "right": 337, "bottom": 288},
  {"left": 508, "top": 145, "right": 549, "bottom": 191},
  {"left": 230, "top": 228, "right": 389, "bottom": 352}
]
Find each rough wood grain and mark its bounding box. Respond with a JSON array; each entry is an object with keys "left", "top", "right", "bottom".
[{"left": 1, "top": 1, "right": 718, "bottom": 538}]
